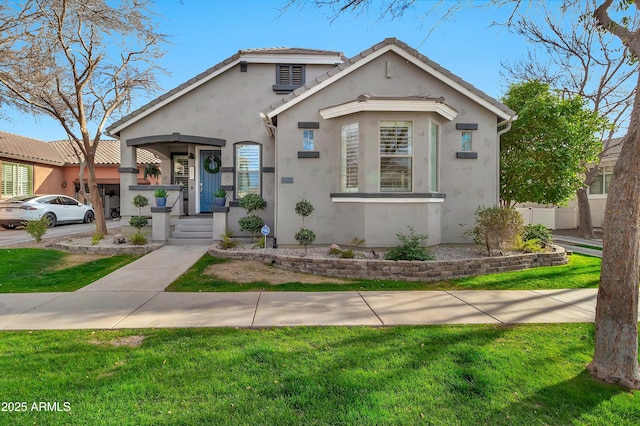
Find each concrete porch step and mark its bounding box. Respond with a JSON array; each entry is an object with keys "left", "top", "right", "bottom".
[
  {"left": 174, "top": 225, "right": 212, "bottom": 232},
  {"left": 171, "top": 231, "right": 214, "bottom": 239},
  {"left": 168, "top": 237, "right": 215, "bottom": 246}
]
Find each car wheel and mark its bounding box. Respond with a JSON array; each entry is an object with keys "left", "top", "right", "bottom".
[
  {"left": 43, "top": 213, "right": 57, "bottom": 227},
  {"left": 84, "top": 211, "right": 95, "bottom": 223},
  {"left": 1, "top": 224, "right": 16, "bottom": 230}
]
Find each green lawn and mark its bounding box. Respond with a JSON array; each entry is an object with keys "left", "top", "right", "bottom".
[
  {"left": 0, "top": 248, "right": 140, "bottom": 292},
  {"left": 167, "top": 253, "right": 601, "bottom": 292},
  {"left": 0, "top": 325, "right": 637, "bottom": 425}
]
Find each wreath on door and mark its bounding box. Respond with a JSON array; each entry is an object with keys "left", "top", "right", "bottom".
[{"left": 203, "top": 154, "right": 221, "bottom": 174}]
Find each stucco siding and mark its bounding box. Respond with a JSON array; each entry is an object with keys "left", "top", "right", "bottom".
[{"left": 273, "top": 50, "right": 499, "bottom": 246}]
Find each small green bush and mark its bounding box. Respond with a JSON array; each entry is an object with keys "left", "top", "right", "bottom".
[
  {"left": 23, "top": 217, "right": 50, "bottom": 243},
  {"left": 129, "top": 232, "right": 148, "bottom": 245},
  {"left": 91, "top": 233, "right": 104, "bottom": 245},
  {"left": 238, "top": 194, "right": 266, "bottom": 237},
  {"left": 294, "top": 199, "right": 314, "bottom": 219},
  {"left": 384, "top": 226, "right": 434, "bottom": 261},
  {"left": 218, "top": 230, "right": 238, "bottom": 250},
  {"left": 294, "top": 228, "right": 316, "bottom": 255},
  {"left": 239, "top": 215, "right": 264, "bottom": 236},
  {"left": 129, "top": 216, "right": 148, "bottom": 229},
  {"left": 239, "top": 193, "right": 266, "bottom": 213},
  {"left": 523, "top": 224, "right": 553, "bottom": 246}
]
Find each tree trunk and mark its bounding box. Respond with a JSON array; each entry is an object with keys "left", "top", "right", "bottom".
[
  {"left": 587, "top": 78, "right": 640, "bottom": 389},
  {"left": 86, "top": 157, "right": 108, "bottom": 236},
  {"left": 576, "top": 187, "right": 596, "bottom": 239}
]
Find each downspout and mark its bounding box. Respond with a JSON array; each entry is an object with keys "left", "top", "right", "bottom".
[
  {"left": 497, "top": 116, "right": 517, "bottom": 207},
  {"left": 260, "top": 113, "right": 278, "bottom": 247}
]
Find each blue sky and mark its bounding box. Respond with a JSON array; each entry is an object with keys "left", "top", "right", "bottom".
[{"left": 0, "top": 0, "right": 529, "bottom": 141}]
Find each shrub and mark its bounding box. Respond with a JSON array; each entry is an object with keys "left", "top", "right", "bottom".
[
  {"left": 218, "top": 229, "right": 238, "bottom": 250},
  {"left": 384, "top": 226, "right": 434, "bottom": 261},
  {"left": 513, "top": 235, "right": 544, "bottom": 253},
  {"left": 129, "top": 216, "right": 149, "bottom": 229},
  {"left": 523, "top": 224, "right": 553, "bottom": 246},
  {"left": 130, "top": 194, "right": 149, "bottom": 244},
  {"left": 238, "top": 194, "right": 266, "bottom": 238},
  {"left": 23, "top": 217, "right": 50, "bottom": 243},
  {"left": 129, "top": 232, "right": 148, "bottom": 245},
  {"left": 294, "top": 199, "right": 316, "bottom": 254},
  {"left": 239, "top": 193, "right": 266, "bottom": 213},
  {"left": 468, "top": 206, "right": 524, "bottom": 255},
  {"left": 238, "top": 215, "right": 264, "bottom": 236},
  {"left": 91, "top": 233, "right": 104, "bottom": 245},
  {"left": 294, "top": 228, "right": 316, "bottom": 255}
]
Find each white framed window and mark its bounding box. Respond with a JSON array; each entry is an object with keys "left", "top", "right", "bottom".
[
  {"left": 303, "top": 130, "right": 314, "bottom": 151},
  {"left": 173, "top": 154, "right": 189, "bottom": 192},
  {"left": 380, "top": 120, "right": 412, "bottom": 192},
  {"left": 1, "top": 162, "right": 33, "bottom": 198},
  {"left": 461, "top": 130, "right": 472, "bottom": 152},
  {"left": 235, "top": 143, "right": 261, "bottom": 198},
  {"left": 589, "top": 166, "right": 613, "bottom": 196},
  {"left": 341, "top": 123, "right": 359, "bottom": 192},
  {"left": 431, "top": 123, "right": 439, "bottom": 192}
]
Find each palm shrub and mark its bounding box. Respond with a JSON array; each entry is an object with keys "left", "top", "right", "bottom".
[
  {"left": 384, "top": 226, "right": 434, "bottom": 261},
  {"left": 467, "top": 206, "right": 524, "bottom": 255},
  {"left": 294, "top": 199, "right": 315, "bottom": 255},
  {"left": 129, "top": 194, "right": 149, "bottom": 245},
  {"left": 238, "top": 193, "right": 266, "bottom": 237}
]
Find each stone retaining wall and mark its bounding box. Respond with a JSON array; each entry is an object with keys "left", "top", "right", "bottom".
[
  {"left": 208, "top": 246, "right": 568, "bottom": 281},
  {"left": 50, "top": 242, "right": 163, "bottom": 256}
]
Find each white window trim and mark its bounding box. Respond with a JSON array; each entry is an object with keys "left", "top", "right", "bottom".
[{"left": 234, "top": 143, "right": 262, "bottom": 199}]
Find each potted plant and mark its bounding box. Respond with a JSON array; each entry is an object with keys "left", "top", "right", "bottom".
[
  {"left": 213, "top": 188, "right": 227, "bottom": 207},
  {"left": 143, "top": 163, "right": 161, "bottom": 181},
  {"left": 154, "top": 187, "right": 168, "bottom": 207}
]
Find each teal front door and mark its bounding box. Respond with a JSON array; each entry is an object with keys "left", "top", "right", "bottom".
[{"left": 200, "top": 150, "right": 221, "bottom": 212}]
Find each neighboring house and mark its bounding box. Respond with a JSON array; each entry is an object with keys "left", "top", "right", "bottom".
[
  {"left": 107, "top": 38, "right": 517, "bottom": 247},
  {"left": 0, "top": 130, "right": 159, "bottom": 217}
]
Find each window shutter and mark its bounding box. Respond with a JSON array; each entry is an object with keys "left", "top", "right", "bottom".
[
  {"left": 341, "top": 123, "right": 359, "bottom": 192},
  {"left": 278, "top": 65, "right": 290, "bottom": 85},
  {"left": 291, "top": 65, "right": 304, "bottom": 86}
]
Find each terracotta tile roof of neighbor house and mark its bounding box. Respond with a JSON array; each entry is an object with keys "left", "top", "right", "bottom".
[
  {"left": 49, "top": 139, "right": 160, "bottom": 165},
  {"left": 0, "top": 130, "right": 66, "bottom": 166},
  {"left": 0, "top": 130, "right": 159, "bottom": 166}
]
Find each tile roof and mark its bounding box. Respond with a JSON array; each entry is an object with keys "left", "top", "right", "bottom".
[
  {"left": 262, "top": 38, "right": 516, "bottom": 121},
  {"left": 239, "top": 47, "right": 344, "bottom": 56},
  {"left": 0, "top": 131, "right": 65, "bottom": 165},
  {"left": 0, "top": 131, "right": 159, "bottom": 166},
  {"left": 49, "top": 139, "right": 160, "bottom": 165}
]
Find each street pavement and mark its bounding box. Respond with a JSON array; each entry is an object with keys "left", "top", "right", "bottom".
[{"left": 0, "top": 242, "right": 606, "bottom": 331}]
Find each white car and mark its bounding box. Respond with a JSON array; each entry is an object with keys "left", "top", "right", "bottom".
[{"left": 0, "top": 194, "right": 95, "bottom": 229}]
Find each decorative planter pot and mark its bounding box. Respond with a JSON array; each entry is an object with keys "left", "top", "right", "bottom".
[
  {"left": 156, "top": 197, "right": 167, "bottom": 207},
  {"left": 213, "top": 197, "right": 226, "bottom": 207}
]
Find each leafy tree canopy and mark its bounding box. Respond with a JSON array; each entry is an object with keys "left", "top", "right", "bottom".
[{"left": 500, "top": 80, "right": 606, "bottom": 207}]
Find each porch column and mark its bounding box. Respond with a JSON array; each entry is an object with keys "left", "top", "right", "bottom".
[
  {"left": 212, "top": 206, "right": 229, "bottom": 240},
  {"left": 151, "top": 206, "right": 172, "bottom": 242},
  {"left": 119, "top": 140, "right": 139, "bottom": 217}
]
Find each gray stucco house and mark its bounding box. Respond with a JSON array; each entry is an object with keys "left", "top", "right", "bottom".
[{"left": 107, "top": 38, "right": 516, "bottom": 247}]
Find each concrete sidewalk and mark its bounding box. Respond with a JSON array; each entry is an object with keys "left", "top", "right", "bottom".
[
  {"left": 553, "top": 234, "right": 603, "bottom": 258},
  {"left": 0, "top": 244, "right": 606, "bottom": 331}
]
